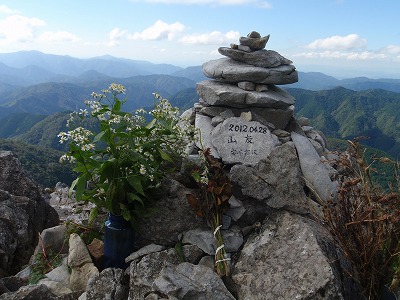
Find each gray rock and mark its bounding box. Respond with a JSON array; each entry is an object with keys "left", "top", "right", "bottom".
[
  {"left": 291, "top": 132, "right": 338, "bottom": 202},
  {"left": 86, "top": 268, "right": 128, "bottom": 300},
  {"left": 211, "top": 117, "right": 280, "bottom": 165},
  {"left": 153, "top": 263, "right": 235, "bottom": 299},
  {"left": 237, "top": 81, "right": 255, "bottom": 91},
  {"left": 181, "top": 227, "right": 215, "bottom": 255},
  {"left": 0, "top": 151, "right": 59, "bottom": 275},
  {"left": 230, "top": 165, "right": 272, "bottom": 200},
  {"left": 128, "top": 247, "right": 182, "bottom": 299},
  {"left": 237, "top": 44, "right": 251, "bottom": 52},
  {"left": 200, "top": 106, "right": 292, "bottom": 130},
  {"left": 137, "top": 178, "right": 205, "bottom": 246},
  {"left": 196, "top": 80, "right": 295, "bottom": 108},
  {"left": 302, "top": 125, "right": 313, "bottom": 132},
  {"left": 33, "top": 225, "right": 68, "bottom": 261},
  {"left": 257, "top": 142, "right": 309, "bottom": 212},
  {"left": 0, "top": 151, "right": 41, "bottom": 201},
  {"left": 68, "top": 234, "right": 92, "bottom": 268},
  {"left": 272, "top": 129, "right": 290, "bottom": 138},
  {"left": 309, "top": 138, "right": 324, "bottom": 156},
  {"left": 37, "top": 279, "right": 73, "bottom": 297},
  {"left": 229, "top": 143, "right": 309, "bottom": 216},
  {"left": 69, "top": 263, "right": 98, "bottom": 293},
  {"left": 211, "top": 115, "right": 224, "bottom": 127},
  {"left": 219, "top": 47, "right": 292, "bottom": 68},
  {"left": 198, "top": 255, "right": 215, "bottom": 270},
  {"left": 297, "top": 116, "right": 310, "bottom": 127},
  {"left": 182, "top": 227, "right": 243, "bottom": 255},
  {"left": 240, "top": 111, "right": 252, "bottom": 122},
  {"left": 239, "top": 33, "right": 270, "bottom": 50},
  {"left": 225, "top": 196, "right": 246, "bottom": 221},
  {"left": 199, "top": 106, "right": 227, "bottom": 117},
  {"left": 0, "top": 284, "right": 58, "bottom": 300},
  {"left": 125, "top": 244, "right": 167, "bottom": 263},
  {"left": 306, "top": 129, "right": 327, "bottom": 150},
  {"left": 0, "top": 276, "right": 27, "bottom": 295},
  {"left": 222, "top": 226, "right": 244, "bottom": 252},
  {"left": 202, "top": 58, "right": 298, "bottom": 85},
  {"left": 43, "top": 256, "right": 70, "bottom": 285},
  {"left": 255, "top": 84, "right": 269, "bottom": 92},
  {"left": 232, "top": 210, "right": 344, "bottom": 300},
  {"left": 194, "top": 113, "right": 219, "bottom": 158},
  {"left": 250, "top": 112, "right": 275, "bottom": 129},
  {"left": 67, "top": 234, "right": 98, "bottom": 293},
  {"left": 220, "top": 109, "right": 235, "bottom": 119}
]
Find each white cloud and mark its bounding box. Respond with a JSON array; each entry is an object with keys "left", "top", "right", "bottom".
[
  {"left": 180, "top": 30, "right": 240, "bottom": 45},
  {"left": 294, "top": 50, "right": 386, "bottom": 61},
  {"left": 129, "top": 20, "right": 185, "bottom": 41},
  {"left": 129, "top": 0, "right": 271, "bottom": 8},
  {"left": 0, "top": 5, "right": 20, "bottom": 14},
  {"left": 38, "top": 31, "right": 79, "bottom": 42},
  {"left": 307, "top": 34, "right": 367, "bottom": 50},
  {"left": 380, "top": 44, "right": 400, "bottom": 55},
  {"left": 107, "top": 28, "right": 128, "bottom": 46},
  {"left": 110, "top": 28, "right": 127, "bottom": 41},
  {"left": 0, "top": 15, "right": 45, "bottom": 44}
]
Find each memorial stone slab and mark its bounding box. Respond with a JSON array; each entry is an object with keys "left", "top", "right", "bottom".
[
  {"left": 202, "top": 58, "right": 298, "bottom": 85},
  {"left": 211, "top": 117, "right": 280, "bottom": 165}
]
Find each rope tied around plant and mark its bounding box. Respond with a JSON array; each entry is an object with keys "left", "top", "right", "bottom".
[{"left": 186, "top": 147, "right": 233, "bottom": 277}]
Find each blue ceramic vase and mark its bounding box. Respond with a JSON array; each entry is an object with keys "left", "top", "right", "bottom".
[{"left": 103, "top": 213, "right": 135, "bottom": 269}]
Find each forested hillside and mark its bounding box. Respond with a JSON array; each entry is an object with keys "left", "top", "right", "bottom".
[
  {"left": 0, "top": 138, "right": 75, "bottom": 187},
  {"left": 0, "top": 75, "right": 195, "bottom": 118},
  {"left": 288, "top": 87, "right": 400, "bottom": 157}
]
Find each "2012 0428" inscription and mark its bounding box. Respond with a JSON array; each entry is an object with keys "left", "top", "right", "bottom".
[{"left": 228, "top": 124, "right": 268, "bottom": 134}]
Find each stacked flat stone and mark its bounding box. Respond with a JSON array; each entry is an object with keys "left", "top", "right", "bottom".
[{"left": 194, "top": 31, "right": 299, "bottom": 165}]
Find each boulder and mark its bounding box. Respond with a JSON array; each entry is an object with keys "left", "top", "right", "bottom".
[
  {"left": 0, "top": 284, "right": 58, "bottom": 300},
  {"left": 0, "top": 151, "right": 59, "bottom": 276},
  {"left": 137, "top": 178, "right": 205, "bottom": 246},
  {"left": 153, "top": 262, "right": 235, "bottom": 299},
  {"left": 291, "top": 132, "right": 338, "bottom": 202},
  {"left": 86, "top": 268, "right": 128, "bottom": 300},
  {"left": 232, "top": 210, "right": 344, "bottom": 299},
  {"left": 218, "top": 47, "right": 293, "bottom": 68},
  {"left": 196, "top": 80, "right": 295, "bottom": 108},
  {"left": 202, "top": 58, "right": 298, "bottom": 85}
]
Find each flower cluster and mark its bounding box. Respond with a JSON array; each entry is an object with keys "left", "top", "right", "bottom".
[{"left": 58, "top": 83, "right": 195, "bottom": 227}]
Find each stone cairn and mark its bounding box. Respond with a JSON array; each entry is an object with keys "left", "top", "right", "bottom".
[{"left": 192, "top": 30, "right": 299, "bottom": 166}]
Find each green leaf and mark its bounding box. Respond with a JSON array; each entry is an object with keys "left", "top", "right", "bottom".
[
  {"left": 158, "top": 148, "right": 173, "bottom": 162},
  {"left": 93, "top": 131, "right": 106, "bottom": 143},
  {"left": 69, "top": 178, "right": 79, "bottom": 198},
  {"left": 74, "top": 175, "right": 86, "bottom": 201},
  {"left": 127, "top": 176, "right": 145, "bottom": 196},
  {"left": 88, "top": 206, "right": 98, "bottom": 225},
  {"left": 146, "top": 118, "right": 156, "bottom": 129},
  {"left": 119, "top": 204, "right": 131, "bottom": 221},
  {"left": 127, "top": 192, "right": 144, "bottom": 206},
  {"left": 113, "top": 98, "right": 122, "bottom": 111}
]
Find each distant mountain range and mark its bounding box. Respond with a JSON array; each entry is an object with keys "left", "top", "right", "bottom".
[
  {"left": 0, "top": 50, "right": 399, "bottom": 162},
  {"left": 0, "top": 50, "right": 399, "bottom": 92}
]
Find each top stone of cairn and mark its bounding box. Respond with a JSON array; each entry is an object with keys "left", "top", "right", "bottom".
[{"left": 238, "top": 31, "right": 270, "bottom": 51}]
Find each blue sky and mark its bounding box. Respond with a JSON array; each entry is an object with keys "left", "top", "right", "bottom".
[{"left": 0, "top": 0, "right": 399, "bottom": 78}]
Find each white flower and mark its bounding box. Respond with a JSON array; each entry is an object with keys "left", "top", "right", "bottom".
[
  {"left": 109, "top": 83, "right": 126, "bottom": 94},
  {"left": 139, "top": 165, "right": 146, "bottom": 175},
  {"left": 79, "top": 109, "right": 88, "bottom": 116},
  {"left": 81, "top": 143, "right": 95, "bottom": 151}
]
